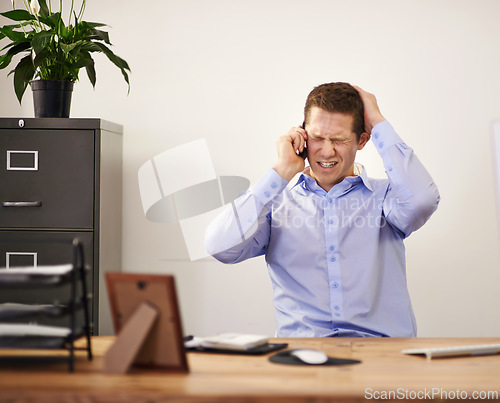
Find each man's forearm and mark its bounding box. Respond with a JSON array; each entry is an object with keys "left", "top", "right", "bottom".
[
  {"left": 205, "top": 168, "right": 288, "bottom": 263},
  {"left": 372, "top": 120, "right": 440, "bottom": 236}
]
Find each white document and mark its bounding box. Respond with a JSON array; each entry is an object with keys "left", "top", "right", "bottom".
[
  {"left": 0, "top": 323, "right": 71, "bottom": 337},
  {"left": 0, "top": 264, "right": 73, "bottom": 276}
]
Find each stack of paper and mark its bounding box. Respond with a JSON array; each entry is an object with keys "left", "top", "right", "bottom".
[
  {"left": 0, "top": 264, "right": 73, "bottom": 276},
  {"left": 0, "top": 323, "right": 71, "bottom": 338}
]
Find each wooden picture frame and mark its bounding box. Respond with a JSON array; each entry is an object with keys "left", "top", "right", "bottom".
[{"left": 104, "top": 273, "right": 189, "bottom": 374}]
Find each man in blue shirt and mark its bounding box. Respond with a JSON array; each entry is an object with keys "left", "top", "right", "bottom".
[{"left": 205, "top": 82, "right": 440, "bottom": 337}]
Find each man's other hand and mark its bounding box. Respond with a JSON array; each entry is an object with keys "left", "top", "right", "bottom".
[{"left": 353, "top": 86, "right": 386, "bottom": 134}]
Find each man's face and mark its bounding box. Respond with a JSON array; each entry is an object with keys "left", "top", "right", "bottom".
[{"left": 305, "top": 107, "right": 369, "bottom": 192}]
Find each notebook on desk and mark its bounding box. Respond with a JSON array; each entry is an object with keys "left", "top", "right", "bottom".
[{"left": 184, "top": 333, "right": 288, "bottom": 355}]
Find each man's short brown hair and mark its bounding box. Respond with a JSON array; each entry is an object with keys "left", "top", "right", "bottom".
[{"left": 304, "top": 82, "right": 365, "bottom": 141}]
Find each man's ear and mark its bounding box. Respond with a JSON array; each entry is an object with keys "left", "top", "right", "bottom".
[{"left": 357, "top": 131, "right": 371, "bottom": 150}]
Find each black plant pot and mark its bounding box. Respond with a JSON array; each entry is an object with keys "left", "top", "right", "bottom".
[{"left": 30, "top": 80, "right": 74, "bottom": 118}]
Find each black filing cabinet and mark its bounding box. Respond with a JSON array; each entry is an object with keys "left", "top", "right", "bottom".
[{"left": 0, "top": 118, "right": 122, "bottom": 334}]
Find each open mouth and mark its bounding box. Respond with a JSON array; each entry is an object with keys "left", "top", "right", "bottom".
[{"left": 318, "top": 161, "right": 338, "bottom": 168}]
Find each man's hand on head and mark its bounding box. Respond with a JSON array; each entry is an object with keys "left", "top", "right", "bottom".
[
  {"left": 353, "top": 86, "right": 386, "bottom": 134},
  {"left": 272, "top": 126, "right": 307, "bottom": 181}
]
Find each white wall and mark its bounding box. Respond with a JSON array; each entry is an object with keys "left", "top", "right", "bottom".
[{"left": 1, "top": 0, "right": 500, "bottom": 337}]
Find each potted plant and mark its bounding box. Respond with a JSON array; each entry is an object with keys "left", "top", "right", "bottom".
[{"left": 0, "top": 0, "right": 130, "bottom": 117}]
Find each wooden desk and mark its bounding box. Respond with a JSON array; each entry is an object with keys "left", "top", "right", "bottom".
[{"left": 1, "top": 337, "right": 500, "bottom": 402}]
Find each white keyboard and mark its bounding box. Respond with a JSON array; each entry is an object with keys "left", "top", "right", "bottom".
[{"left": 402, "top": 343, "right": 500, "bottom": 359}]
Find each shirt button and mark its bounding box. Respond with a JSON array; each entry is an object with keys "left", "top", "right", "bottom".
[
  {"left": 271, "top": 182, "right": 277, "bottom": 189},
  {"left": 329, "top": 245, "right": 335, "bottom": 251},
  {"left": 264, "top": 191, "right": 271, "bottom": 198},
  {"left": 332, "top": 282, "right": 339, "bottom": 288},
  {"left": 334, "top": 305, "right": 339, "bottom": 310},
  {"left": 330, "top": 257, "right": 336, "bottom": 262},
  {"left": 378, "top": 142, "right": 384, "bottom": 149},
  {"left": 387, "top": 166, "right": 393, "bottom": 172},
  {"left": 328, "top": 219, "right": 333, "bottom": 225},
  {"left": 373, "top": 133, "right": 379, "bottom": 139},
  {"left": 335, "top": 313, "right": 341, "bottom": 317},
  {"left": 328, "top": 198, "right": 333, "bottom": 203}
]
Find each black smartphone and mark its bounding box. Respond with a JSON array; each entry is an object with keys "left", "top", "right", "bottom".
[{"left": 298, "top": 121, "right": 307, "bottom": 159}]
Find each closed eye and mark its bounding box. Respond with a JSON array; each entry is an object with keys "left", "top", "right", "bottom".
[{"left": 309, "top": 136, "right": 352, "bottom": 147}]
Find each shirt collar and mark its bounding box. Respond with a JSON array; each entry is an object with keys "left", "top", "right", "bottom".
[
  {"left": 355, "top": 163, "right": 374, "bottom": 192},
  {"left": 291, "top": 163, "right": 374, "bottom": 195}
]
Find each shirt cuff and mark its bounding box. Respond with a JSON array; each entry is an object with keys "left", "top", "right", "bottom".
[
  {"left": 371, "top": 120, "right": 405, "bottom": 154},
  {"left": 251, "top": 168, "right": 289, "bottom": 203}
]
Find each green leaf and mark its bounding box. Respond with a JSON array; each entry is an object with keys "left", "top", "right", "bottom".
[
  {"left": 71, "top": 51, "right": 96, "bottom": 87},
  {"left": 92, "top": 42, "right": 130, "bottom": 90},
  {"left": 0, "top": 26, "right": 29, "bottom": 43},
  {"left": 87, "top": 22, "right": 108, "bottom": 29},
  {"left": 96, "top": 43, "right": 131, "bottom": 71},
  {"left": 13, "top": 54, "right": 35, "bottom": 104},
  {"left": 60, "top": 42, "right": 79, "bottom": 55},
  {"left": 91, "top": 29, "right": 110, "bottom": 44},
  {"left": 32, "top": 49, "right": 47, "bottom": 68},
  {"left": 0, "top": 42, "right": 31, "bottom": 70},
  {"left": 55, "top": 61, "right": 79, "bottom": 81},
  {"left": 32, "top": 31, "right": 53, "bottom": 54},
  {"left": 0, "top": 10, "right": 36, "bottom": 22},
  {"left": 37, "top": 15, "right": 54, "bottom": 28},
  {"left": 0, "top": 41, "right": 16, "bottom": 52},
  {"left": 80, "top": 42, "right": 100, "bottom": 52},
  {"left": 40, "top": 12, "right": 62, "bottom": 30},
  {"left": 85, "top": 58, "right": 96, "bottom": 87},
  {"left": 58, "top": 17, "right": 67, "bottom": 38},
  {"left": 0, "top": 53, "right": 13, "bottom": 70},
  {"left": 78, "top": 21, "right": 108, "bottom": 32},
  {"left": 38, "top": 0, "right": 50, "bottom": 18}
]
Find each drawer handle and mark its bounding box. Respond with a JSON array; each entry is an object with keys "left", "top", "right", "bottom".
[
  {"left": 6, "top": 252, "right": 38, "bottom": 268},
  {"left": 2, "top": 201, "right": 42, "bottom": 207}
]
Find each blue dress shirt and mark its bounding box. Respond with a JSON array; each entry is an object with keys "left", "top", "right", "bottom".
[{"left": 205, "top": 121, "right": 440, "bottom": 337}]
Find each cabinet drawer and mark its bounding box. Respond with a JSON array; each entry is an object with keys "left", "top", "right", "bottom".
[
  {"left": 0, "top": 231, "right": 93, "bottom": 269},
  {"left": 0, "top": 231, "right": 94, "bottom": 329},
  {"left": 0, "top": 130, "right": 94, "bottom": 229}
]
